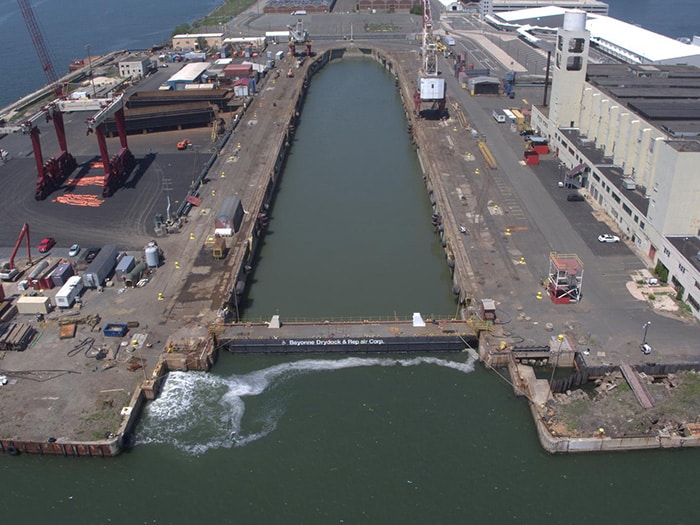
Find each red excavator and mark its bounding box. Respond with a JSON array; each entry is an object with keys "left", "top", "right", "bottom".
[{"left": 1, "top": 223, "right": 32, "bottom": 281}]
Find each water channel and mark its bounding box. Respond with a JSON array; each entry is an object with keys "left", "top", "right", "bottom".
[
  {"left": 240, "top": 57, "right": 456, "bottom": 321},
  {"left": 2, "top": 58, "right": 699, "bottom": 525}
]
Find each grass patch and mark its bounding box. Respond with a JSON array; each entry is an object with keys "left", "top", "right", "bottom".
[
  {"left": 676, "top": 373, "right": 700, "bottom": 404},
  {"left": 560, "top": 398, "right": 589, "bottom": 432},
  {"left": 75, "top": 394, "right": 129, "bottom": 440}
]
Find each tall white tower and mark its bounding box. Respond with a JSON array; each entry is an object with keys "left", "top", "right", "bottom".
[
  {"left": 549, "top": 10, "right": 590, "bottom": 128},
  {"left": 480, "top": 0, "right": 493, "bottom": 20}
]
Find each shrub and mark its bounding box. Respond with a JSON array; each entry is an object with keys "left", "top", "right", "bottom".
[{"left": 654, "top": 262, "right": 669, "bottom": 283}]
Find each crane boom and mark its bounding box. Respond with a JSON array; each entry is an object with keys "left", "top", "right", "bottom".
[
  {"left": 8, "top": 223, "right": 32, "bottom": 270},
  {"left": 414, "top": 0, "right": 446, "bottom": 117},
  {"left": 17, "top": 0, "right": 62, "bottom": 98},
  {"left": 421, "top": 0, "right": 438, "bottom": 77}
]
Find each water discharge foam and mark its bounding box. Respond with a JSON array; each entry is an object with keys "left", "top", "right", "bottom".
[{"left": 138, "top": 353, "right": 478, "bottom": 455}]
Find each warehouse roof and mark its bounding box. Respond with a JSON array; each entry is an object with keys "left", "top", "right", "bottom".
[
  {"left": 491, "top": 7, "right": 700, "bottom": 64},
  {"left": 586, "top": 63, "right": 700, "bottom": 136},
  {"left": 168, "top": 63, "right": 210, "bottom": 83}
]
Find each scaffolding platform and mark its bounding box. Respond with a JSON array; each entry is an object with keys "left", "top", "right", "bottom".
[{"left": 547, "top": 252, "right": 584, "bottom": 304}]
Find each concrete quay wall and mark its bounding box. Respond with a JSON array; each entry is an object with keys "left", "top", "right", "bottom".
[{"left": 530, "top": 402, "right": 700, "bottom": 454}]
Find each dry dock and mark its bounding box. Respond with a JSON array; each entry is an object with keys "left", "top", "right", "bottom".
[{"left": 1, "top": 40, "right": 697, "bottom": 456}]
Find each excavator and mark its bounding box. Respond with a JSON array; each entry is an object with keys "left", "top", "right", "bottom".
[{"left": 0, "top": 223, "right": 32, "bottom": 281}]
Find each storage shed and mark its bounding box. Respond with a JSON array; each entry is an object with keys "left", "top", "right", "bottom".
[
  {"left": 233, "top": 78, "right": 251, "bottom": 97},
  {"left": 215, "top": 196, "right": 245, "bottom": 236},
  {"left": 115, "top": 256, "right": 136, "bottom": 281},
  {"left": 83, "top": 245, "right": 119, "bottom": 288},
  {"left": 467, "top": 76, "right": 501, "bottom": 96},
  {"left": 50, "top": 262, "right": 75, "bottom": 287},
  {"left": 16, "top": 296, "right": 52, "bottom": 315},
  {"left": 223, "top": 63, "right": 252, "bottom": 81}
]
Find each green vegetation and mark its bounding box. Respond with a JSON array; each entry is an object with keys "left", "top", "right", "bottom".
[
  {"left": 171, "top": 0, "right": 257, "bottom": 36},
  {"left": 75, "top": 394, "right": 129, "bottom": 440},
  {"left": 560, "top": 398, "right": 588, "bottom": 432},
  {"left": 654, "top": 261, "right": 669, "bottom": 283},
  {"left": 676, "top": 373, "right": 700, "bottom": 404}
]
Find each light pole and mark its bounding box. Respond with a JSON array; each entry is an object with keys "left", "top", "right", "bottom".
[
  {"left": 642, "top": 321, "right": 651, "bottom": 344},
  {"left": 85, "top": 44, "right": 97, "bottom": 97}
]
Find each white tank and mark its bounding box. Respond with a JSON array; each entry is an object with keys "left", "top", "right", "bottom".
[
  {"left": 563, "top": 10, "right": 587, "bottom": 32},
  {"left": 145, "top": 246, "right": 159, "bottom": 268}
]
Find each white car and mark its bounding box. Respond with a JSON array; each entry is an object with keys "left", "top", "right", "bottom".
[
  {"left": 68, "top": 244, "right": 81, "bottom": 257},
  {"left": 598, "top": 234, "right": 620, "bottom": 243},
  {"left": 640, "top": 343, "right": 652, "bottom": 355}
]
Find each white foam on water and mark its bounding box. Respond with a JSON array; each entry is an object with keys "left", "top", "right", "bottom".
[{"left": 138, "top": 354, "right": 477, "bottom": 455}]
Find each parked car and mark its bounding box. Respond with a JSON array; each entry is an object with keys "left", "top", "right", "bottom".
[
  {"left": 85, "top": 247, "right": 101, "bottom": 263},
  {"left": 520, "top": 128, "right": 535, "bottom": 137},
  {"left": 68, "top": 244, "right": 80, "bottom": 257},
  {"left": 567, "top": 193, "right": 585, "bottom": 202},
  {"left": 598, "top": 234, "right": 621, "bottom": 243},
  {"left": 38, "top": 237, "right": 56, "bottom": 253},
  {"left": 640, "top": 343, "right": 652, "bottom": 355}
]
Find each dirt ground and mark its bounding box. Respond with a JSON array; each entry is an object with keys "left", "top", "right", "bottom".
[{"left": 543, "top": 370, "right": 700, "bottom": 439}]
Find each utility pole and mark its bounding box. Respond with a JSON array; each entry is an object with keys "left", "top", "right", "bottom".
[
  {"left": 642, "top": 321, "right": 651, "bottom": 344},
  {"left": 86, "top": 44, "right": 97, "bottom": 97}
]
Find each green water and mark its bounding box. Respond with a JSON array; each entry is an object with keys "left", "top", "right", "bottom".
[
  {"left": 241, "top": 58, "right": 456, "bottom": 321},
  {"left": 1, "top": 59, "right": 699, "bottom": 525}
]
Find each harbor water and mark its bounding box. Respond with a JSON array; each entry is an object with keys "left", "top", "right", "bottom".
[
  {"left": 1, "top": 2, "right": 700, "bottom": 524},
  {"left": 3, "top": 54, "right": 700, "bottom": 525}
]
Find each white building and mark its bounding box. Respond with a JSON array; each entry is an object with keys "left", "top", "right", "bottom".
[
  {"left": 487, "top": 7, "right": 700, "bottom": 67},
  {"left": 118, "top": 56, "right": 154, "bottom": 79},
  {"left": 480, "top": 0, "right": 608, "bottom": 18},
  {"left": 438, "top": 0, "right": 465, "bottom": 12},
  {"left": 530, "top": 10, "right": 700, "bottom": 319}
]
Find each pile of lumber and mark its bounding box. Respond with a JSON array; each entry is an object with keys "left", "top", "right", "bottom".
[{"left": 0, "top": 323, "right": 35, "bottom": 351}]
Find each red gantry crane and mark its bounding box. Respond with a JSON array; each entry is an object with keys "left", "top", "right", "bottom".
[
  {"left": 16, "top": 0, "right": 78, "bottom": 200},
  {"left": 414, "top": 0, "right": 446, "bottom": 118},
  {"left": 85, "top": 94, "right": 135, "bottom": 197}
]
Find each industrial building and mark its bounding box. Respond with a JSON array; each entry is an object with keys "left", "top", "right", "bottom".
[
  {"left": 530, "top": 10, "right": 700, "bottom": 320},
  {"left": 165, "top": 62, "right": 211, "bottom": 90},
  {"left": 438, "top": 0, "right": 466, "bottom": 12},
  {"left": 118, "top": 56, "right": 155, "bottom": 79},
  {"left": 479, "top": 0, "right": 608, "bottom": 18},
  {"left": 171, "top": 32, "right": 224, "bottom": 52},
  {"left": 487, "top": 6, "right": 700, "bottom": 67}
]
